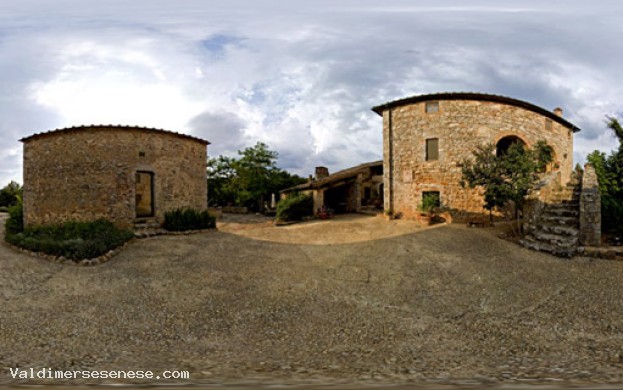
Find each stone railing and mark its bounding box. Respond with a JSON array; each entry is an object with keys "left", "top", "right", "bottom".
[{"left": 579, "top": 164, "right": 601, "bottom": 246}]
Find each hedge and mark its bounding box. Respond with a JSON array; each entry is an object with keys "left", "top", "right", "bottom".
[
  {"left": 5, "top": 218, "right": 134, "bottom": 261},
  {"left": 276, "top": 193, "right": 313, "bottom": 222},
  {"left": 163, "top": 208, "right": 216, "bottom": 231}
]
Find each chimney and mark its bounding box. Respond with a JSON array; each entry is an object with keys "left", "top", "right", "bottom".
[
  {"left": 553, "top": 107, "right": 563, "bottom": 117},
  {"left": 315, "top": 166, "right": 329, "bottom": 179}
]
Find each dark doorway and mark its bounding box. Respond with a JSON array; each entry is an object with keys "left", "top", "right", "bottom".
[
  {"left": 496, "top": 136, "right": 526, "bottom": 157},
  {"left": 324, "top": 184, "right": 350, "bottom": 213},
  {"left": 136, "top": 171, "right": 154, "bottom": 218}
]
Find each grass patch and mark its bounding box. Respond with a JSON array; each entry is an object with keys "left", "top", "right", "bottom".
[
  {"left": 5, "top": 218, "right": 134, "bottom": 261},
  {"left": 163, "top": 208, "right": 216, "bottom": 231}
]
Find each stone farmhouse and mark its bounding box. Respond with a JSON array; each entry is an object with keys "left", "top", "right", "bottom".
[
  {"left": 281, "top": 161, "right": 383, "bottom": 214},
  {"left": 20, "top": 125, "right": 209, "bottom": 230},
  {"left": 371, "top": 92, "right": 581, "bottom": 222}
]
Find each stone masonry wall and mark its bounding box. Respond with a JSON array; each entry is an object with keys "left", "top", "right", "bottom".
[
  {"left": 382, "top": 99, "right": 575, "bottom": 221},
  {"left": 22, "top": 126, "right": 208, "bottom": 230},
  {"left": 579, "top": 164, "right": 601, "bottom": 246}
]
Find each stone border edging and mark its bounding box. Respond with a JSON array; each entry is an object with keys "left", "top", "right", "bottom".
[
  {"left": 3, "top": 228, "right": 216, "bottom": 267},
  {"left": 577, "top": 245, "right": 623, "bottom": 261}
]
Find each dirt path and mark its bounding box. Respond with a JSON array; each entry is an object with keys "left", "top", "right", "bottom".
[
  {"left": 217, "top": 213, "right": 443, "bottom": 244},
  {"left": 1, "top": 213, "right": 622, "bottom": 387}
]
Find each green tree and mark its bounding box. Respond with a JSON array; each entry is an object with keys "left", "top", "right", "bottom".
[
  {"left": 460, "top": 141, "right": 553, "bottom": 221},
  {"left": 587, "top": 116, "right": 623, "bottom": 233},
  {"left": 0, "top": 181, "right": 22, "bottom": 208},
  {"left": 207, "top": 142, "right": 306, "bottom": 211}
]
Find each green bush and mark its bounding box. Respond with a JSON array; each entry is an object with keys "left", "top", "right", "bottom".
[
  {"left": 5, "top": 219, "right": 134, "bottom": 261},
  {"left": 163, "top": 208, "right": 216, "bottom": 231},
  {"left": 4, "top": 201, "right": 23, "bottom": 235},
  {"left": 276, "top": 193, "right": 313, "bottom": 222}
]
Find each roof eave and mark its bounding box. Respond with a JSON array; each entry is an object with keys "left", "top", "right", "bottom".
[{"left": 371, "top": 92, "right": 581, "bottom": 133}]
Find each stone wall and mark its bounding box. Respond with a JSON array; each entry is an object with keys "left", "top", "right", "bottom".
[
  {"left": 22, "top": 126, "right": 208, "bottom": 229},
  {"left": 381, "top": 98, "right": 576, "bottom": 221},
  {"left": 579, "top": 164, "right": 601, "bottom": 246}
]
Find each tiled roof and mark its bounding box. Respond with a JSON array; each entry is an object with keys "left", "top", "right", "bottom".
[
  {"left": 371, "top": 92, "right": 581, "bottom": 132},
  {"left": 19, "top": 124, "right": 210, "bottom": 145},
  {"left": 281, "top": 160, "right": 383, "bottom": 193}
]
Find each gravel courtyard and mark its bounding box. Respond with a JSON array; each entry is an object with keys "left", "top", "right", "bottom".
[{"left": 0, "top": 212, "right": 622, "bottom": 387}]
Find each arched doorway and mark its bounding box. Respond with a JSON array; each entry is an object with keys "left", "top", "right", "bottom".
[{"left": 496, "top": 135, "right": 526, "bottom": 157}]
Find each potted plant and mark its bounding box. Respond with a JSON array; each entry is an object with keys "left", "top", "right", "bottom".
[{"left": 418, "top": 193, "right": 439, "bottom": 226}]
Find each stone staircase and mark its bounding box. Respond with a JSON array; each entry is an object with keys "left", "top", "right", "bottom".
[
  {"left": 133, "top": 218, "right": 166, "bottom": 238},
  {"left": 520, "top": 179, "right": 580, "bottom": 258}
]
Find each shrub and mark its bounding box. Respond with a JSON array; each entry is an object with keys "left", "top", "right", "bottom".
[
  {"left": 163, "top": 208, "right": 216, "bottom": 231},
  {"left": 4, "top": 201, "right": 23, "bottom": 235},
  {"left": 276, "top": 193, "right": 313, "bottom": 222},
  {"left": 4, "top": 218, "right": 134, "bottom": 261}
]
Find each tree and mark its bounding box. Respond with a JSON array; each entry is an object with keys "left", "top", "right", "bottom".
[
  {"left": 460, "top": 141, "right": 553, "bottom": 222},
  {"left": 586, "top": 116, "right": 623, "bottom": 233},
  {"left": 0, "top": 181, "right": 22, "bottom": 208},
  {"left": 207, "top": 142, "right": 307, "bottom": 210}
]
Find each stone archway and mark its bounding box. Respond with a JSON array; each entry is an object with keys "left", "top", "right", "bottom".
[{"left": 496, "top": 135, "right": 527, "bottom": 157}]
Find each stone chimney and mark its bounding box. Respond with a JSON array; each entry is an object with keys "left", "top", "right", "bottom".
[
  {"left": 553, "top": 107, "right": 563, "bottom": 117},
  {"left": 315, "top": 166, "right": 329, "bottom": 179}
]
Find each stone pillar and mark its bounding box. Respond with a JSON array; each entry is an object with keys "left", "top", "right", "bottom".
[
  {"left": 313, "top": 189, "right": 324, "bottom": 215},
  {"left": 355, "top": 174, "right": 363, "bottom": 212},
  {"left": 579, "top": 164, "right": 601, "bottom": 246}
]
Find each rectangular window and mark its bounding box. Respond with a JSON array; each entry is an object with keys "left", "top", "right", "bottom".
[
  {"left": 545, "top": 119, "right": 552, "bottom": 131},
  {"left": 425, "top": 101, "right": 439, "bottom": 113},
  {"left": 426, "top": 138, "right": 439, "bottom": 161}
]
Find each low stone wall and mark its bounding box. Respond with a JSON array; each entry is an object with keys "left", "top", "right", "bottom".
[
  {"left": 579, "top": 164, "right": 601, "bottom": 246},
  {"left": 222, "top": 206, "right": 248, "bottom": 214},
  {"left": 522, "top": 172, "right": 559, "bottom": 234}
]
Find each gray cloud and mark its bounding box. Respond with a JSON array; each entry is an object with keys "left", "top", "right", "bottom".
[{"left": 188, "top": 111, "right": 248, "bottom": 156}]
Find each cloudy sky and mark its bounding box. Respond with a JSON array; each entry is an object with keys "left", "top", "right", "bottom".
[{"left": 1, "top": 0, "right": 622, "bottom": 185}]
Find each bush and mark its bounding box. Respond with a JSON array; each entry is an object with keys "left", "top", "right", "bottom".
[
  {"left": 4, "top": 201, "right": 23, "bottom": 235},
  {"left": 276, "top": 193, "right": 313, "bottom": 222},
  {"left": 4, "top": 218, "right": 134, "bottom": 261},
  {"left": 163, "top": 208, "right": 216, "bottom": 231}
]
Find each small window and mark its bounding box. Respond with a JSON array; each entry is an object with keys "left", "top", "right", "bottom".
[
  {"left": 545, "top": 119, "right": 552, "bottom": 131},
  {"left": 425, "top": 101, "right": 439, "bottom": 113},
  {"left": 426, "top": 138, "right": 439, "bottom": 161}
]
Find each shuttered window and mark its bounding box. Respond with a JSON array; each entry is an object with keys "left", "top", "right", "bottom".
[{"left": 426, "top": 138, "right": 439, "bottom": 161}]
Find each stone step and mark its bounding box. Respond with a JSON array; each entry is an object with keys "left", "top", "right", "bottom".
[
  {"left": 539, "top": 224, "right": 579, "bottom": 237},
  {"left": 134, "top": 228, "right": 166, "bottom": 238},
  {"left": 134, "top": 221, "right": 161, "bottom": 230},
  {"left": 541, "top": 215, "right": 579, "bottom": 227},
  {"left": 532, "top": 231, "right": 578, "bottom": 246},
  {"left": 520, "top": 236, "right": 576, "bottom": 258},
  {"left": 549, "top": 195, "right": 579, "bottom": 203},
  {"left": 541, "top": 207, "right": 579, "bottom": 218}
]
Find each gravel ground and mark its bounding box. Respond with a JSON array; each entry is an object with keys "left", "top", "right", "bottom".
[{"left": 0, "top": 212, "right": 622, "bottom": 388}]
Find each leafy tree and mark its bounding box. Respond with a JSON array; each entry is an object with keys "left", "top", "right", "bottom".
[
  {"left": 460, "top": 141, "right": 553, "bottom": 221},
  {"left": 587, "top": 116, "right": 623, "bottom": 233},
  {"left": 0, "top": 181, "right": 22, "bottom": 208},
  {"left": 207, "top": 142, "right": 306, "bottom": 211}
]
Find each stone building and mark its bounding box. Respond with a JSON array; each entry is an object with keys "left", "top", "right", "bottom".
[
  {"left": 21, "top": 125, "right": 209, "bottom": 230},
  {"left": 372, "top": 92, "right": 581, "bottom": 221},
  {"left": 281, "top": 161, "right": 383, "bottom": 214}
]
